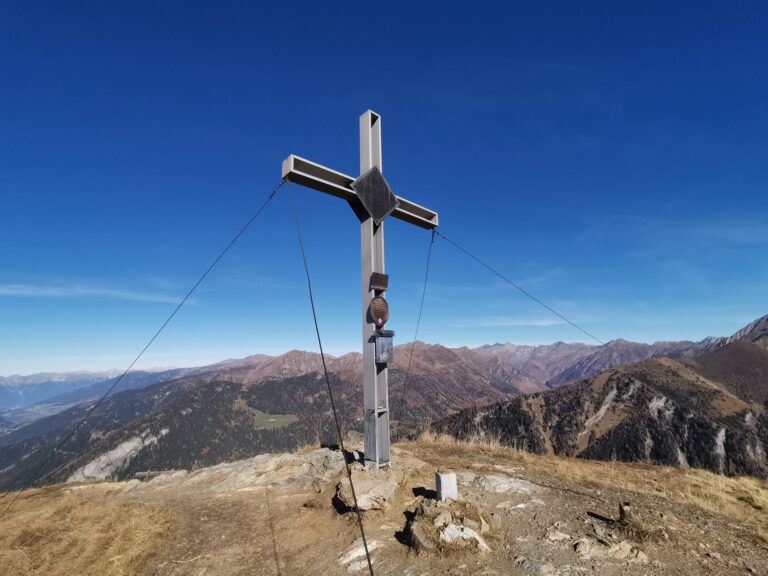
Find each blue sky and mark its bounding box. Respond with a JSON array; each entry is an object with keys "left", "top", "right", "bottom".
[{"left": 1, "top": 2, "right": 766, "bottom": 375}]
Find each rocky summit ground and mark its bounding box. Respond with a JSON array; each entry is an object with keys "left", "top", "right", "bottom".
[{"left": 1, "top": 437, "right": 767, "bottom": 576}]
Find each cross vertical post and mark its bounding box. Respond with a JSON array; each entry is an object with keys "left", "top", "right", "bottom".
[
  {"left": 359, "top": 111, "right": 389, "bottom": 467},
  {"left": 281, "top": 111, "right": 439, "bottom": 469}
]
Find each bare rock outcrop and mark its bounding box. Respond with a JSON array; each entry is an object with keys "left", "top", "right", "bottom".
[
  {"left": 404, "top": 498, "right": 493, "bottom": 554},
  {"left": 122, "top": 447, "right": 345, "bottom": 495},
  {"left": 336, "top": 451, "right": 427, "bottom": 511}
]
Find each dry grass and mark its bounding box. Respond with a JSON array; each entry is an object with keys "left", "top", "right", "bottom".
[
  {"left": 0, "top": 485, "right": 176, "bottom": 576},
  {"left": 410, "top": 434, "right": 768, "bottom": 543}
]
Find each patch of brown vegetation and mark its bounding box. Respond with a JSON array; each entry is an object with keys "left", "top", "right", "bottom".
[
  {"left": 513, "top": 377, "right": 548, "bottom": 395},
  {"left": 0, "top": 485, "right": 175, "bottom": 576},
  {"left": 591, "top": 370, "right": 612, "bottom": 392},
  {"left": 663, "top": 359, "right": 752, "bottom": 415},
  {"left": 710, "top": 391, "right": 753, "bottom": 415},
  {"left": 524, "top": 396, "right": 553, "bottom": 454}
]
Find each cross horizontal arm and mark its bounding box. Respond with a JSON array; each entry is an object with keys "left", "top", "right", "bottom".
[{"left": 282, "top": 154, "right": 439, "bottom": 229}]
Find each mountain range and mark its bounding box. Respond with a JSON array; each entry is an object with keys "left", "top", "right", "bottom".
[
  {"left": 0, "top": 315, "right": 765, "bottom": 490},
  {"left": 0, "top": 332, "right": 714, "bottom": 439},
  {"left": 0, "top": 331, "right": 716, "bottom": 414},
  {"left": 434, "top": 315, "right": 768, "bottom": 478}
]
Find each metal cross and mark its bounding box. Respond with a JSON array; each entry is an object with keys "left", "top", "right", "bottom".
[{"left": 282, "top": 110, "right": 439, "bottom": 468}]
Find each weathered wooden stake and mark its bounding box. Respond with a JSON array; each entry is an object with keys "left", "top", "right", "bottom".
[{"left": 619, "top": 501, "right": 632, "bottom": 523}]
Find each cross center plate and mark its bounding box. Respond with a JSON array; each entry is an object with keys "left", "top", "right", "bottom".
[{"left": 352, "top": 167, "right": 400, "bottom": 225}]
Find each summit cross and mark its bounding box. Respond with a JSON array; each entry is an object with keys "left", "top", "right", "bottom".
[{"left": 282, "top": 110, "right": 439, "bottom": 468}]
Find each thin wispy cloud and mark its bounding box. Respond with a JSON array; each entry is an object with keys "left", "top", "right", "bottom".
[
  {"left": 589, "top": 214, "right": 768, "bottom": 249},
  {"left": 692, "top": 221, "right": 768, "bottom": 245},
  {"left": 0, "top": 283, "right": 181, "bottom": 304},
  {"left": 427, "top": 270, "right": 563, "bottom": 302},
  {"left": 451, "top": 316, "right": 565, "bottom": 328}
]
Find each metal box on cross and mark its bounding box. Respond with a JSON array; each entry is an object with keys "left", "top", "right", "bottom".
[{"left": 375, "top": 330, "right": 395, "bottom": 364}]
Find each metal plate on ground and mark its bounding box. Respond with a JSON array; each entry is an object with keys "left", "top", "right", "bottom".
[{"left": 352, "top": 167, "right": 400, "bottom": 225}]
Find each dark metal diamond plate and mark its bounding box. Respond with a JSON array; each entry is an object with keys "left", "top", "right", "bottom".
[{"left": 352, "top": 167, "right": 399, "bottom": 225}]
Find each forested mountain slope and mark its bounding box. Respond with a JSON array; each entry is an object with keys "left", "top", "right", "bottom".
[{"left": 434, "top": 336, "right": 768, "bottom": 478}]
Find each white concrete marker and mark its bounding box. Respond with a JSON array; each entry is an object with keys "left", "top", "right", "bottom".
[{"left": 436, "top": 471, "right": 458, "bottom": 502}]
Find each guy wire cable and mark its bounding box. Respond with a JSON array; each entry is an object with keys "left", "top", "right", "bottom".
[
  {"left": 434, "top": 230, "right": 604, "bottom": 345},
  {"left": 398, "top": 229, "right": 437, "bottom": 436},
  {"left": 0, "top": 178, "right": 287, "bottom": 523},
  {"left": 287, "top": 184, "right": 375, "bottom": 576}
]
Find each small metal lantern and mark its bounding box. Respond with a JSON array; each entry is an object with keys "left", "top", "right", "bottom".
[
  {"left": 375, "top": 330, "right": 395, "bottom": 364},
  {"left": 369, "top": 296, "right": 389, "bottom": 327}
]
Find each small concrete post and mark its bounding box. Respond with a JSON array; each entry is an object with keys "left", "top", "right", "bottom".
[
  {"left": 619, "top": 501, "right": 632, "bottom": 523},
  {"left": 436, "top": 470, "right": 458, "bottom": 502}
]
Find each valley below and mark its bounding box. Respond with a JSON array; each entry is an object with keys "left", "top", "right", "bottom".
[{"left": 1, "top": 316, "right": 767, "bottom": 492}]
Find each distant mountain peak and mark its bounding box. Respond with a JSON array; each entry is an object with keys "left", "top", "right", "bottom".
[
  {"left": 729, "top": 314, "right": 768, "bottom": 344},
  {"left": 701, "top": 313, "right": 768, "bottom": 352}
]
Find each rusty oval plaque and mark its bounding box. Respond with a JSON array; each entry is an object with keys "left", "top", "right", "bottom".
[{"left": 369, "top": 296, "right": 389, "bottom": 327}]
